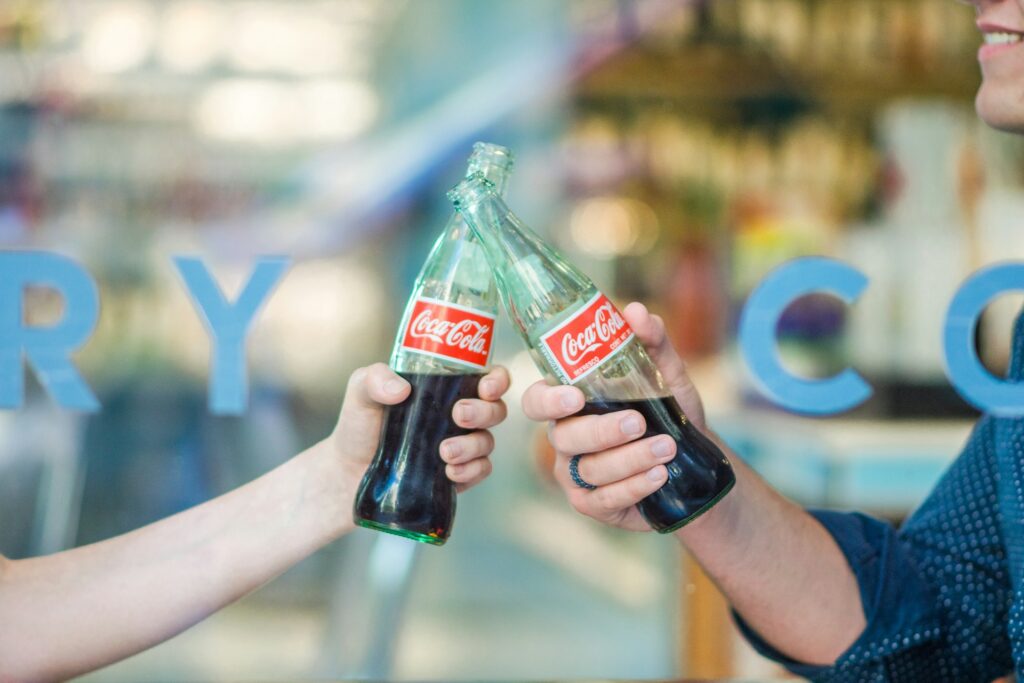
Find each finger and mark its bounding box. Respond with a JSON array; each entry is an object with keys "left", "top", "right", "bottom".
[
  {"left": 344, "top": 362, "right": 411, "bottom": 410},
  {"left": 521, "top": 380, "right": 585, "bottom": 421},
  {"left": 573, "top": 435, "right": 676, "bottom": 487},
  {"left": 440, "top": 431, "right": 495, "bottom": 465},
  {"left": 447, "top": 457, "right": 493, "bottom": 489},
  {"left": 478, "top": 366, "right": 511, "bottom": 401},
  {"left": 453, "top": 398, "right": 508, "bottom": 430},
  {"left": 623, "top": 302, "right": 706, "bottom": 427},
  {"left": 333, "top": 363, "right": 410, "bottom": 454},
  {"left": 547, "top": 409, "right": 646, "bottom": 455},
  {"left": 581, "top": 465, "right": 668, "bottom": 516},
  {"left": 622, "top": 302, "right": 692, "bottom": 393}
]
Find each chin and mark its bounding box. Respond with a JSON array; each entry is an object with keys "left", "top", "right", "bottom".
[{"left": 976, "top": 83, "right": 1024, "bottom": 134}]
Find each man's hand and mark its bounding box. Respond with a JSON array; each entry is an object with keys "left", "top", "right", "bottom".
[
  {"left": 523, "top": 302, "right": 866, "bottom": 664},
  {"left": 521, "top": 302, "right": 705, "bottom": 531},
  {"left": 333, "top": 363, "right": 511, "bottom": 492}
]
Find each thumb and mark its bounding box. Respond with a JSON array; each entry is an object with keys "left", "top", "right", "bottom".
[
  {"left": 622, "top": 302, "right": 707, "bottom": 429},
  {"left": 333, "top": 363, "right": 411, "bottom": 459}
]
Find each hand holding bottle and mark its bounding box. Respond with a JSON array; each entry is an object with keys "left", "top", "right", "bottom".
[
  {"left": 335, "top": 362, "right": 510, "bottom": 496},
  {"left": 449, "top": 172, "right": 734, "bottom": 532},
  {"left": 353, "top": 144, "right": 515, "bottom": 545},
  {"left": 521, "top": 302, "right": 709, "bottom": 531}
]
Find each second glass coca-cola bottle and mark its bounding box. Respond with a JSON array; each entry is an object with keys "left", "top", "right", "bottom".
[
  {"left": 353, "top": 144, "right": 514, "bottom": 545},
  {"left": 448, "top": 172, "right": 734, "bottom": 533}
]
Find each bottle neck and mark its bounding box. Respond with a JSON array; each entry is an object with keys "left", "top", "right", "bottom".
[
  {"left": 474, "top": 162, "right": 510, "bottom": 196},
  {"left": 453, "top": 191, "right": 513, "bottom": 265},
  {"left": 454, "top": 186, "right": 596, "bottom": 337},
  {"left": 466, "top": 143, "right": 513, "bottom": 197}
]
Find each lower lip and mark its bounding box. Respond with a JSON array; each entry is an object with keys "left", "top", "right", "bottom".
[{"left": 979, "top": 40, "right": 1022, "bottom": 61}]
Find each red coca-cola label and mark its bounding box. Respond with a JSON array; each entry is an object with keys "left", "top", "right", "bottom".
[
  {"left": 401, "top": 297, "right": 495, "bottom": 369},
  {"left": 539, "top": 293, "right": 634, "bottom": 384}
]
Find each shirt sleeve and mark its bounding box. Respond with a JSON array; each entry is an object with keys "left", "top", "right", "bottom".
[{"left": 735, "top": 416, "right": 1014, "bottom": 682}]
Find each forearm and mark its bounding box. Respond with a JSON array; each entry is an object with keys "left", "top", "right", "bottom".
[
  {"left": 0, "top": 438, "right": 357, "bottom": 682},
  {"left": 676, "top": 438, "right": 865, "bottom": 666}
]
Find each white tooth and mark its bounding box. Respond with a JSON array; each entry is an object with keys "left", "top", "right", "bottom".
[
  {"left": 985, "top": 32, "right": 1019, "bottom": 45},
  {"left": 987, "top": 32, "right": 1023, "bottom": 45}
]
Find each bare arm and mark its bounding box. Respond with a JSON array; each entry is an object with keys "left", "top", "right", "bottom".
[
  {"left": 522, "top": 303, "right": 863, "bottom": 665},
  {"left": 675, "top": 448, "right": 864, "bottom": 664},
  {"left": 0, "top": 363, "right": 510, "bottom": 682}
]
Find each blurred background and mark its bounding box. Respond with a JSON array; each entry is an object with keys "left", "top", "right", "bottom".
[{"left": 2, "top": 0, "right": 1023, "bottom": 679}]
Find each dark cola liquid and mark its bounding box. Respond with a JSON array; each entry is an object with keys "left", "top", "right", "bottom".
[
  {"left": 577, "top": 396, "right": 735, "bottom": 533},
  {"left": 353, "top": 372, "right": 482, "bottom": 545}
]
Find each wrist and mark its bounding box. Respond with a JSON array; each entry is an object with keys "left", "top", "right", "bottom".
[
  {"left": 303, "top": 437, "right": 363, "bottom": 540},
  {"left": 673, "top": 436, "right": 746, "bottom": 549},
  {"left": 673, "top": 473, "right": 743, "bottom": 548}
]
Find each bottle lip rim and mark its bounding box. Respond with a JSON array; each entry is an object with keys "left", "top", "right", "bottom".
[
  {"left": 447, "top": 172, "right": 495, "bottom": 206},
  {"left": 470, "top": 141, "right": 514, "bottom": 168}
]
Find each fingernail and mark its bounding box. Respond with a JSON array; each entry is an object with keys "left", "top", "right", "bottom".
[
  {"left": 457, "top": 401, "right": 476, "bottom": 422},
  {"left": 647, "top": 465, "right": 667, "bottom": 482},
  {"left": 443, "top": 441, "right": 462, "bottom": 462},
  {"left": 651, "top": 438, "right": 674, "bottom": 459},
  {"left": 560, "top": 390, "right": 581, "bottom": 411},
  {"left": 384, "top": 379, "right": 407, "bottom": 396},
  {"left": 621, "top": 415, "right": 643, "bottom": 436},
  {"left": 479, "top": 378, "right": 496, "bottom": 397}
]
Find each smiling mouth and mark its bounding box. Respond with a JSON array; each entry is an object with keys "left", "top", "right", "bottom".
[
  {"left": 979, "top": 27, "right": 1024, "bottom": 61},
  {"left": 984, "top": 31, "right": 1024, "bottom": 46}
]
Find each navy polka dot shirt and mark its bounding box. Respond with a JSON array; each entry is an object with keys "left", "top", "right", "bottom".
[{"left": 738, "top": 312, "right": 1024, "bottom": 681}]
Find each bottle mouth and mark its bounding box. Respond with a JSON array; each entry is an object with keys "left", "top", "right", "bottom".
[
  {"left": 448, "top": 172, "right": 496, "bottom": 209},
  {"left": 467, "top": 142, "right": 514, "bottom": 174}
]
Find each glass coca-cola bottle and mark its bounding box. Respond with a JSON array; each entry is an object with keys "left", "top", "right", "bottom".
[
  {"left": 448, "top": 173, "right": 734, "bottom": 533},
  {"left": 353, "top": 144, "right": 514, "bottom": 545}
]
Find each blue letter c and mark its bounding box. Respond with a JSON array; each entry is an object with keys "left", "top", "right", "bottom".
[
  {"left": 738, "top": 257, "right": 871, "bottom": 415},
  {"left": 944, "top": 262, "right": 1024, "bottom": 416}
]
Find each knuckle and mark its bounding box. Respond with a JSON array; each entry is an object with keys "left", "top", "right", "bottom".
[
  {"left": 593, "top": 486, "right": 616, "bottom": 512},
  {"left": 567, "top": 489, "right": 588, "bottom": 513},
  {"left": 492, "top": 365, "right": 511, "bottom": 387},
  {"left": 455, "top": 461, "right": 478, "bottom": 481},
  {"left": 367, "top": 361, "right": 390, "bottom": 377},
  {"left": 633, "top": 467, "right": 663, "bottom": 495},
  {"left": 549, "top": 426, "right": 572, "bottom": 454},
  {"left": 484, "top": 431, "right": 496, "bottom": 453},
  {"left": 463, "top": 433, "right": 483, "bottom": 458},
  {"left": 477, "top": 458, "right": 493, "bottom": 478},
  {"left": 521, "top": 382, "right": 546, "bottom": 419},
  {"left": 347, "top": 366, "right": 367, "bottom": 390},
  {"left": 630, "top": 442, "right": 657, "bottom": 471},
  {"left": 599, "top": 415, "right": 624, "bottom": 449},
  {"left": 545, "top": 390, "right": 566, "bottom": 416},
  {"left": 456, "top": 400, "right": 477, "bottom": 425}
]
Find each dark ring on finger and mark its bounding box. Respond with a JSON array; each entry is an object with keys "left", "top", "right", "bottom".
[{"left": 569, "top": 454, "right": 597, "bottom": 490}]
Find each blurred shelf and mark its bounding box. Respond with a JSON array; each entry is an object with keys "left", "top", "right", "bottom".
[{"left": 575, "top": 44, "right": 980, "bottom": 114}]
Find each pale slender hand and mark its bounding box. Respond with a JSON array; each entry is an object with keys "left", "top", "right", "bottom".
[
  {"left": 0, "top": 362, "right": 511, "bottom": 682},
  {"left": 521, "top": 302, "right": 703, "bottom": 531},
  {"left": 333, "top": 362, "right": 510, "bottom": 494}
]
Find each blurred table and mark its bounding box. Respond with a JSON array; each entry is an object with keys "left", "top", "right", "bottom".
[{"left": 718, "top": 410, "right": 973, "bottom": 518}]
